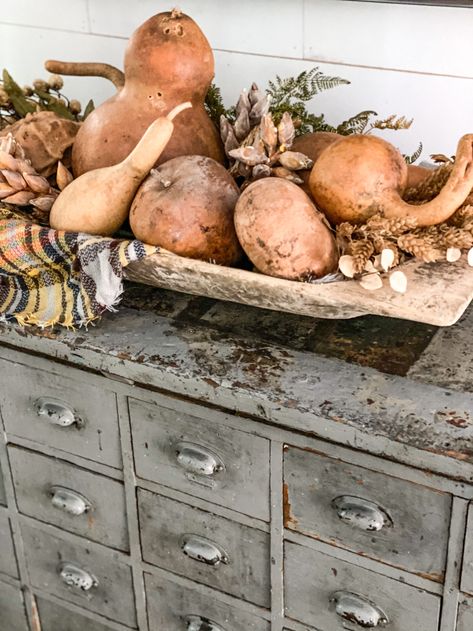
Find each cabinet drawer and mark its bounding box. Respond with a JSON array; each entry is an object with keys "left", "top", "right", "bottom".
[
  {"left": 0, "top": 579, "right": 29, "bottom": 631},
  {"left": 130, "top": 398, "right": 270, "bottom": 520},
  {"left": 461, "top": 504, "right": 473, "bottom": 594},
  {"left": 22, "top": 523, "right": 136, "bottom": 628},
  {"left": 138, "top": 489, "right": 270, "bottom": 607},
  {"left": 0, "top": 511, "right": 18, "bottom": 578},
  {"left": 285, "top": 541, "right": 441, "bottom": 631},
  {"left": 0, "top": 359, "right": 121, "bottom": 468},
  {"left": 37, "top": 596, "right": 123, "bottom": 631},
  {"left": 458, "top": 595, "right": 473, "bottom": 631},
  {"left": 9, "top": 446, "right": 128, "bottom": 552},
  {"left": 284, "top": 446, "right": 450, "bottom": 580},
  {"left": 145, "top": 572, "right": 270, "bottom": 631}
]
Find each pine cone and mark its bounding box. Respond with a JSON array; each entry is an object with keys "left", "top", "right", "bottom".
[
  {"left": 0, "top": 133, "right": 58, "bottom": 217},
  {"left": 364, "top": 213, "right": 418, "bottom": 236},
  {"left": 347, "top": 239, "right": 374, "bottom": 273},
  {"left": 403, "top": 163, "right": 453, "bottom": 203},
  {"left": 397, "top": 233, "right": 443, "bottom": 262}
]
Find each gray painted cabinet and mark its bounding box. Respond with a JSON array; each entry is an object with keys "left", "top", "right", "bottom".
[{"left": 0, "top": 296, "right": 473, "bottom": 631}]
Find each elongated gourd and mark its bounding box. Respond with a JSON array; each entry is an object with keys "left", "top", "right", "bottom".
[
  {"left": 309, "top": 133, "right": 473, "bottom": 227},
  {"left": 49, "top": 103, "right": 191, "bottom": 235}
]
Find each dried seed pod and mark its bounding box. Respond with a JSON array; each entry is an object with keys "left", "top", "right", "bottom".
[
  {"left": 260, "top": 114, "right": 278, "bottom": 156},
  {"left": 3, "top": 190, "right": 36, "bottom": 205},
  {"left": 277, "top": 112, "right": 295, "bottom": 150},
  {"left": 359, "top": 273, "right": 383, "bottom": 290},
  {"left": 0, "top": 184, "right": 15, "bottom": 199},
  {"left": 23, "top": 173, "right": 51, "bottom": 194},
  {"left": 248, "top": 82, "right": 263, "bottom": 107},
  {"left": 271, "top": 166, "right": 303, "bottom": 184},
  {"left": 229, "top": 146, "right": 269, "bottom": 167},
  {"left": 446, "top": 247, "right": 462, "bottom": 262},
  {"left": 249, "top": 94, "right": 270, "bottom": 126},
  {"left": 234, "top": 108, "right": 251, "bottom": 142},
  {"left": 235, "top": 89, "right": 251, "bottom": 118},
  {"left": 224, "top": 129, "right": 239, "bottom": 158},
  {"left": 338, "top": 254, "right": 356, "bottom": 278},
  {"left": 0, "top": 151, "right": 18, "bottom": 171},
  {"left": 278, "top": 151, "right": 314, "bottom": 171},
  {"left": 2, "top": 170, "right": 27, "bottom": 190},
  {"left": 56, "top": 161, "right": 74, "bottom": 191},
  {"left": 219, "top": 116, "right": 233, "bottom": 144},
  {"left": 389, "top": 270, "right": 408, "bottom": 294},
  {"left": 252, "top": 164, "right": 272, "bottom": 180},
  {"left": 30, "top": 195, "right": 57, "bottom": 212},
  {"left": 16, "top": 159, "right": 36, "bottom": 175},
  {"left": 237, "top": 161, "right": 252, "bottom": 178}
]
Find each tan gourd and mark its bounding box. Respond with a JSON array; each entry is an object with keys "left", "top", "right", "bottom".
[
  {"left": 49, "top": 103, "right": 191, "bottom": 235},
  {"left": 46, "top": 9, "right": 224, "bottom": 177},
  {"left": 309, "top": 133, "right": 473, "bottom": 226}
]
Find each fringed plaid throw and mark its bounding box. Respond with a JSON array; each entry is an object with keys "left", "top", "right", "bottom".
[{"left": 0, "top": 206, "right": 155, "bottom": 327}]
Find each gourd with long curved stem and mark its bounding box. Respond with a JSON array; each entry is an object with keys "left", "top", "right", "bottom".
[
  {"left": 309, "top": 133, "right": 473, "bottom": 227},
  {"left": 49, "top": 102, "right": 191, "bottom": 235}
]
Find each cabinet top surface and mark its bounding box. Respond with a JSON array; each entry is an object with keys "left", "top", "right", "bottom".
[{"left": 1, "top": 284, "right": 472, "bottom": 475}]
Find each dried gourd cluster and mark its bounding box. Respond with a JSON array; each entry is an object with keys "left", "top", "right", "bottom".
[{"left": 1, "top": 8, "right": 472, "bottom": 297}]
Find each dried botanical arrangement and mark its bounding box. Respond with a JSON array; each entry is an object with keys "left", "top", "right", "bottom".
[{"left": 0, "top": 69, "right": 93, "bottom": 129}]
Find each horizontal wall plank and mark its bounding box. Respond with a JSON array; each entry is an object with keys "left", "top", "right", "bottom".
[
  {"left": 87, "top": 0, "right": 304, "bottom": 58},
  {"left": 0, "top": 0, "right": 89, "bottom": 32},
  {"left": 304, "top": 0, "right": 473, "bottom": 78},
  {"left": 0, "top": 24, "right": 122, "bottom": 108}
]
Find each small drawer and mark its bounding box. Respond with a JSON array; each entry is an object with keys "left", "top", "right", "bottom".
[
  {"left": 0, "top": 579, "right": 29, "bottom": 631},
  {"left": 138, "top": 489, "right": 270, "bottom": 607},
  {"left": 284, "top": 446, "right": 451, "bottom": 580},
  {"left": 130, "top": 397, "right": 270, "bottom": 520},
  {"left": 9, "top": 446, "right": 128, "bottom": 552},
  {"left": 22, "top": 523, "right": 136, "bottom": 628},
  {"left": 145, "top": 572, "right": 271, "bottom": 631},
  {"left": 285, "top": 541, "right": 441, "bottom": 631},
  {"left": 37, "top": 596, "right": 123, "bottom": 631},
  {"left": 461, "top": 504, "right": 473, "bottom": 594},
  {"left": 0, "top": 359, "right": 121, "bottom": 469},
  {"left": 458, "top": 595, "right": 473, "bottom": 631},
  {"left": 0, "top": 511, "right": 18, "bottom": 578}
]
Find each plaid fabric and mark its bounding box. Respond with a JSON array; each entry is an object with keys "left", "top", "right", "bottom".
[{"left": 0, "top": 206, "right": 155, "bottom": 327}]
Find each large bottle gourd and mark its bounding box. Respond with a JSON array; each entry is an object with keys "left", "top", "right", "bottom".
[
  {"left": 67, "top": 9, "right": 224, "bottom": 176},
  {"left": 50, "top": 103, "right": 191, "bottom": 235}
]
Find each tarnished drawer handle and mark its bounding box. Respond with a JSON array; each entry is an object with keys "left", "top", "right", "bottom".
[
  {"left": 175, "top": 442, "right": 225, "bottom": 477},
  {"left": 185, "top": 615, "right": 225, "bottom": 631},
  {"left": 35, "top": 397, "right": 82, "bottom": 428},
  {"left": 331, "top": 496, "right": 393, "bottom": 532},
  {"left": 181, "top": 534, "right": 229, "bottom": 567},
  {"left": 330, "top": 591, "right": 388, "bottom": 628},
  {"left": 59, "top": 563, "right": 98, "bottom": 591},
  {"left": 50, "top": 486, "right": 91, "bottom": 516}
]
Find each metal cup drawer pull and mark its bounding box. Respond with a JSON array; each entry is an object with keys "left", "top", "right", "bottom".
[
  {"left": 59, "top": 562, "right": 98, "bottom": 591},
  {"left": 185, "top": 615, "right": 226, "bottom": 631},
  {"left": 175, "top": 441, "right": 225, "bottom": 477},
  {"left": 330, "top": 591, "right": 389, "bottom": 628},
  {"left": 331, "top": 496, "right": 393, "bottom": 532},
  {"left": 50, "top": 486, "right": 91, "bottom": 516},
  {"left": 35, "top": 397, "right": 83, "bottom": 428},
  {"left": 180, "top": 534, "right": 229, "bottom": 566}
]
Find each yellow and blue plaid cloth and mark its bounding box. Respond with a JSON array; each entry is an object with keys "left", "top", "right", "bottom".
[{"left": 0, "top": 206, "right": 155, "bottom": 328}]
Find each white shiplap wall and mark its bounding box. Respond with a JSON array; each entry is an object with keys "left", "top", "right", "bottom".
[{"left": 1, "top": 0, "right": 472, "bottom": 158}]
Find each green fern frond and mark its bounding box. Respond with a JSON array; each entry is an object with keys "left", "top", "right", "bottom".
[
  {"left": 404, "top": 142, "right": 423, "bottom": 164},
  {"left": 336, "top": 110, "right": 378, "bottom": 136},
  {"left": 267, "top": 68, "right": 350, "bottom": 107}
]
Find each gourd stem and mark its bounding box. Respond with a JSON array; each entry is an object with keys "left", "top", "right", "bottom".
[
  {"left": 383, "top": 134, "right": 473, "bottom": 227},
  {"left": 44, "top": 60, "right": 125, "bottom": 89}
]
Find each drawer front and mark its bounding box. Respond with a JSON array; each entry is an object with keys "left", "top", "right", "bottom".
[
  {"left": 37, "top": 596, "right": 121, "bottom": 631},
  {"left": 458, "top": 596, "right": 473, "bottom": 631},
  {"left": 285, "top": 541, "right": 441, "bottom": 631},
  {"left": 0, "top": 461, "right": 6, "bottom": 506},
  {"left": 138, "top": 489, "right": 270, "bottom": 608},
  {"left": 9, "top": 446, "right": 128, "bottom": 551},
  {"left": 461, "top": 505, "right": 473, "bottom": 594},
  {"left": 0, "top": 511, "right": 18, "bottom": 578},
  {"left": 284, "top": 446, "right": 451, "bottom": 580},
  {"left": 145, "top": 572, "right": 271, "bottom": 631},
  {"left": 0, "top": 579, "right": 29, "bottom": 631},
  {"left": 22, "top": 524, "right": 136, "bottom": 628},
  {"left": 130, "top": 398, "right": 270, "bottom": 520},
  {"left": 0, "top": 359, "right": 121, "bottom": 468}
]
